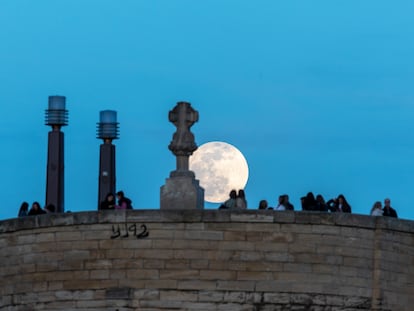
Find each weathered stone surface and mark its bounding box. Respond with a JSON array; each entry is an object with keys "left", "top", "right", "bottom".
[
  {"left": 0, "top": 210, "right": 413, "bottom": 311},
  {"left": 160, "top": 176, "right": 204, "bottom": 210}
]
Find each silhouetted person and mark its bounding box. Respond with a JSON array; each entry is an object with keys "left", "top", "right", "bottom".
[
  {"left": 28, "top": 202, "right": 46, "bottom": 216},
  {"left": 302, "top": 192, "right": 317, "bottom": 211},
  {"left": 116, "top": 191, "right": 133, "bottom": 209},
  {"left": 370, "top": 201, "right": 383, "bottom": 216},
  {"left": 276, "top": 195, "right": 286, "bottom": 211},
  {"left": 315, "top": 194, "right": 328, "bottom": 212},
  {"left": 300, "top": 196, "right": 306, "bottom": 210},
  {"left": 383, "top": 198, "right": 397, "bottom": 218},
  {"left": 258, "top": 200, "right": 269, "bottom": 210},
  {"left": 45, "top": 204, "right": 56, "bottom": 213},
  {"left": 284, "top": 194, "right": 294, "bottom": 211},
  {"left": 220, "top": 189, "right": 237, "bottom": 209},
  {"left": 18, "top": 202, "right": 29, "bottom": 217},
  {"left": 327, "top": 194, "right": 351, "bottom": 213},
  {"left": 100, "top": 193, "right": 116, "bottom": 210},
  {"left": 235, "top": 189, "right": 247, "bottom": 209}
]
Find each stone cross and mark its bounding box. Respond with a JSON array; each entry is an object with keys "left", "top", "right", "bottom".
[
  {"left": 160, "top": 101, "right": 204, "bottom": 209},
  {"left": 168, "top": 102, "right": 198, "bottom": 175}
]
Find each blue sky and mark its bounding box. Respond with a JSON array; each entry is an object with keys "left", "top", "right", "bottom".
[{"left": 1, "top": 1, "right": 414, "bottom": 220}]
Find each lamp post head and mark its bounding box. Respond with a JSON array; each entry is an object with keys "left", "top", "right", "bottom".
[
  {"left": 45, "top": 96, "right": 68, "bottom": 128},
  {"left": 97, "top": 110, "right": 119, "bottom": 142}
]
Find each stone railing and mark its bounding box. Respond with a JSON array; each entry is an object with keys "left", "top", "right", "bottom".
[{"left": 1, "top": 210, "right": 413, "bottom": 311}]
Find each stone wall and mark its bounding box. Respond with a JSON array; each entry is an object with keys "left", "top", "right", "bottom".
[{"left": 0, "top": 210, "right": 413, "bottom": 311}]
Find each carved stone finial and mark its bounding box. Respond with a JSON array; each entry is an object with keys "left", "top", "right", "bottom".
[
  {"left": 160, "top": 101, "right": 204, "bottom": 210},
  {"left": 168, "top": 102, "right": 198, "bottom": 157},
  {"left": 167, "top": 102, "right": 199, "bottom": 176}
]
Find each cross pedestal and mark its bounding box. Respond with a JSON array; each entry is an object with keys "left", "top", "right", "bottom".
[{"left": 160, "top": 102, "right": 204, "bottom": 210}]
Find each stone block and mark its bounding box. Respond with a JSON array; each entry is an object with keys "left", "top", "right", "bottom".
[
  {"left": 55, "top": 290, "right": 74, "bottom": 300},
  {"left": 36, "top": 232, "right": 55, "bottom": 243},
  {"left": 312, "top": 264, "right": 339, "bottom": 274},
  {"left": 237, "top": 271, "right": 273, "bottom": 281},
  {"left": 203, "top": 210, "right": 231, "bottom": 222},
  {"left": 224, "top": 231, "right": 247, "bottom": 241},
  {"left": 256, "top": 280, "right": 293, "bottom": 292},
  {"left": 146, "top": 229, "right": 171, "bottom": 239},
  {"left": 160, "top": 176, "right": 204, "bottom": 210},
  {"left": 290, "top": 293, "right": 313, "bottom": 305},
  {"left": 160, "top": 290, "right": 198, "bottom": 301},
  {"left": 183, "top": 230, "right": 223, "bottom": 241},
  {"left": 293, "top": 253, "right": 326, "bottom": 264},
  {"left": 184, "top": 302, "right": 219, "bottom": 310},
  {"left": 264, "top": 252, "right": 294, "bottom": 262},
  {"left": 177, "top": 280, "right": 216, "bottom": 290},
  {"left": 218, "top": 241, "right": 255, "bottom": 251},
  {"left": 273, "top": 211, "right": 295, "bottom": 223},
  {"left": 165, "top": 259, "right": 190, "bottom": 269},
  {"left": 311, "top": 224, "right": 341, "bottom": 235},
  {"left": 134, "top": 249, "right": 174, "bottom": 260},
  {"left": 223, "top": 291, "right": 247, "bottom": 303},
  {"left": 199, "top": 270, "right": 237, "bottom": 281},
  {"left": 190, "top": 259, "right": 209, "bottom": 269},
  {"left": 335, "top": 214, "right": 376, "bottom": 229},
  {"left": 48, "top": 281, "right": 64, "bottom": 291},
  {"left": 198, "top": 290, "right": 224, "bottom": 302},
  {"left": 105, "top": 287, "right": 132, "bottom": 299},
  {"left": 218, "top": 303, "right": 258, "bottom": 311},
  {"left": 246, "top": 223, "right": 280, "bottom": 232},
  {"left": 217, "top": 281, "right": 255, "bottom": 291},
  {"left": 231, "top": 212, "right": 274, "bottom": 223},
  {"left": 55, "top": 230, "right": 82, "bottom": 241},
  {"left": 141, "top": 279, "right": 176, "bottom": 290},
  {"left": 73, "top": 212, "right": 99, "bottom": 225},
  {"left": 264, "top": 232, "right": 293, "bottom": 243},
  {"left": 263, "top": 292, "right": 290, "bottom": 304},
  {"left": 63, "top": 250, "right": 90, "bottom": 261},
  {"left": 159, "top": 269, "right": 199, "bottom": 280},
  {"left": 112, "top": 258, "right": 144, "bottom": 269},
  {"left": 126, "top": 268, "right": 160, "bottom": 280},
  {"left": 90, "top": 269, "right": 109, "bottom": 279},
  {"left": 133, "top": 289, "right": 160, "bottom": 300},
  {"left": 281, "top": 223, "right": 313, "bottom": 234},
  {"left": 76, "top": 299, "right": 107, "bottom": 308},
  {"left": 174, "top": 249, "right": 206, "bottom": 260},
  {"left": 295, "top": 212, "right": 323, "bottom": 224},
  {"left": 255, "top": 242, "right": 289, "bottom": 252},
  {"left": 36, "top": 261, "right": 59, "bottom": 272},
  {"left": 63, "top": 280, "right": 117, "bottom": 290},
  {"left": 143, "top": 259, "right": 164, "bottom": 269},
  {"left": 17, "top": 234, "right": 36, "bottom": 244}
]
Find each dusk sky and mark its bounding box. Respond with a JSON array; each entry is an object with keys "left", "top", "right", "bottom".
[{"left": 1, "top": 1, "right": 414, "bottom": 220}]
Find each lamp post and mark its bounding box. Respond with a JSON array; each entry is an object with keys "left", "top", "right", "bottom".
[
  {"left": 45, "top": 95, "right": 68, "bottom": 213},
  {"left": 97, "top": 110, "right": 119, "bottom": 210}
]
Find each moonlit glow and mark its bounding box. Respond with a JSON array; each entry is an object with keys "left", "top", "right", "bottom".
[{"left": 189, "top": 141, "right": 249, "bottom": 203}]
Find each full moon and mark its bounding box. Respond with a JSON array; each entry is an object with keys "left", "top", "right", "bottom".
[{"left": 189, "top": 141, "right": 249, "bottom": 203}]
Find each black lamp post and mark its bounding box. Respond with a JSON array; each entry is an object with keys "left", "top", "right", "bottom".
[
  {"left": 45, "top": 95, "right": 68, "bottom": 213},
  {"left": 97, "top": 110, "right": 119, "bottom": 210}
]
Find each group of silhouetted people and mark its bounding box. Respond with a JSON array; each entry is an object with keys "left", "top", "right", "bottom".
[
  {"left": 258, "top": 194, "right": 294, "bottom": 211},
  {"left": 100, "top": 191, "right": 133, "bottom": 210},
  {"left": 19, "top": 189, "right": 398, "bottom": 219},
  {"left": 219, "top": 189, "right": 247, "bottom": 210},
  {"left": 18, "top": 201, "right": 56, "bottom": 217},
  {"left": 369, "top": 198, "right": 398, "bottom": 217},
  {"left": 300, "top": 192, "right": 352, "bottom": 213},
  {"left": 221, "top": 190, "right": 398, "bottom": 218},
  {"left": 17, "top": 190, "right": 133, "bottom": 217}
]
